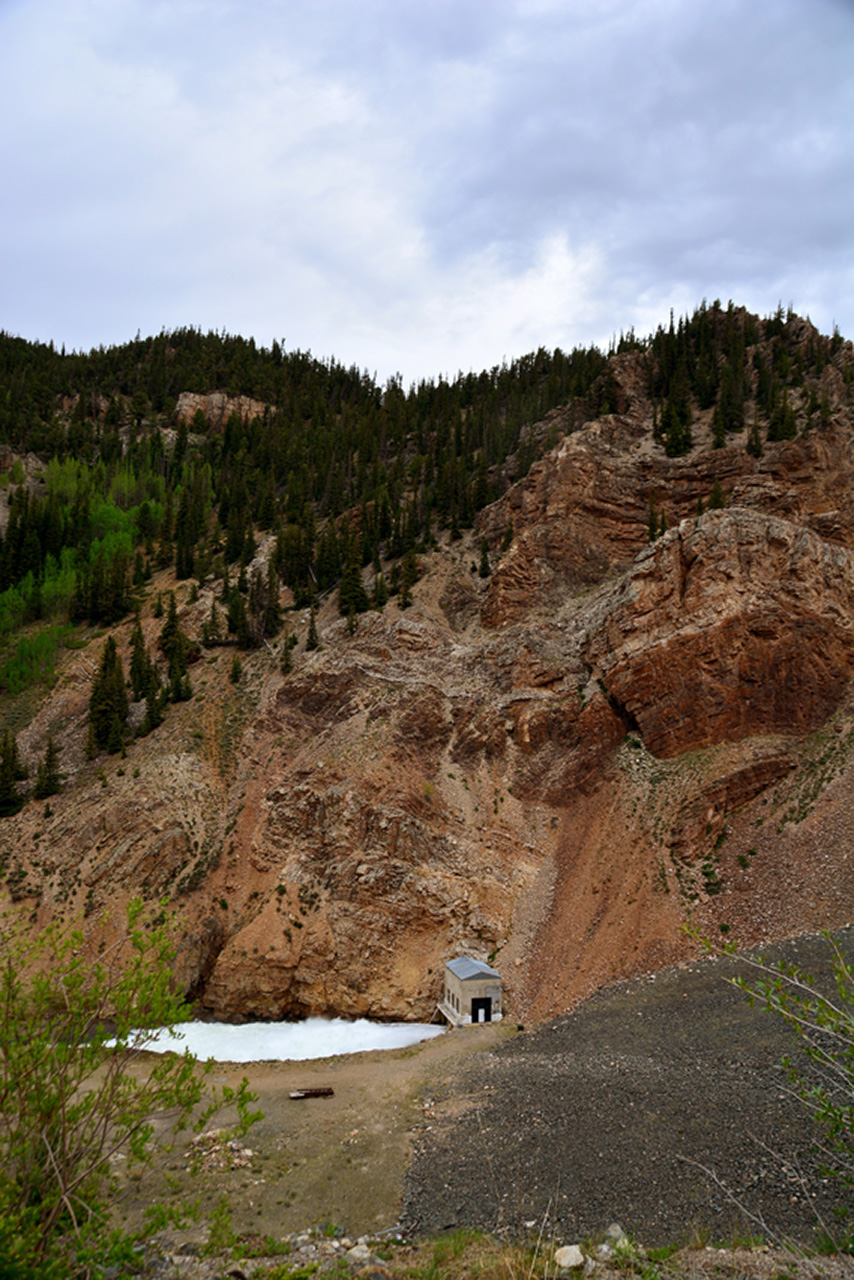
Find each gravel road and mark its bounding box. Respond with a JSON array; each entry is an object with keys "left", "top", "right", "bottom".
[{"left": 401, "top": 931, "right": 853, "bottom": 1248}]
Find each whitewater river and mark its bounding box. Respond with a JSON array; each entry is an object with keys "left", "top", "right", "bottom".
[{"left": 139, "top": 1017, "right": 445, "bottom": 1063}]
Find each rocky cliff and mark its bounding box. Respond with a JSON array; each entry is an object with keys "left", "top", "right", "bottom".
[{"left": 3, "top": 325, "right": 854, "bottom": 1024}]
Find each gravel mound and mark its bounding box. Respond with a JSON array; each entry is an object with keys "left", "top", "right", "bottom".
[{"left": 402, "top": 931, "right": 853, "bottom": 1248}]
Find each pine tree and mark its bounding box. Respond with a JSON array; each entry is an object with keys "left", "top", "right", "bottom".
[
  {"left": 140, "top": 679, "right": 165, "bottom": 736},
  {"left": 399, "top": 548, "right": 418, "bottom": 608},
  {"left": 227, "top": 587, "right": 252, "bottom": 648},
  {"left": 306, "top": 604, "right": 319, "bottom": 651},
  {"left": 130, "top": 617, "right": 150, "bottom": 701},
  {"left": 0, "top": 731, "right": 25, "bottom": 817},
  {"left": 89, "top": 636, "right": 129, "bottom": 752},
  {"left": 158, "top": 592, "right": 183, "bottom": 664},
  {"left": 372, "top": 573, "right": 388, "bottom": 610},
  {"left": 746, "top": 414, "right": 764, "bottom": 458},
  {"left": 203, "top": 598, "right": 222, "bottom": 645},
  {"left": 33, "top": 737, "right": 62, "bottom": 799},
  {"left": 280, "top": 626, "right": 295, "bottom": 674},
  {"left": 478, "top": 539, "right": 491, "bottom": 579}
]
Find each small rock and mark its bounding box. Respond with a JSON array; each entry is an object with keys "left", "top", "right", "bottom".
[
  {"left": 554, "top": 1244, "right": 585, "bottom": 1269},
  {"left": 347, "top": 1244, "right": 377, "bottom": 1264},
  {"left": 604, "top": 1223, "right": 627, "bottom": 1244}
]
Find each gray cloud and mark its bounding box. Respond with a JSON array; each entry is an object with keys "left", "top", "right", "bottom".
[{"left": 1, "top": 0, "right": 851, "bottom": 382}]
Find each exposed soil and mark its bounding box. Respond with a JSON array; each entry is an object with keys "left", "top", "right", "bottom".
[
  {"left": 402, "top": 931, "right": 854, "bottom": 1249},
  {"left": 121, "top": 1020, "right": 511, "bottom": 1250},
  {"left": 134, "top": 930, "right": 854, "bottom": 1263}
]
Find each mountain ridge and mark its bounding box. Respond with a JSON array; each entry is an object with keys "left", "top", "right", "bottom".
[{"left": 1, "top": 305, "right": 853, "bottom": 1024}]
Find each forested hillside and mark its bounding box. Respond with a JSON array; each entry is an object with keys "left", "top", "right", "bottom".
[
  {"left": 0, "top": 299, "right": 853, "bottom": 1031},
  {"left": 0, "top": 301, "right": 848, "bottom": 710}
]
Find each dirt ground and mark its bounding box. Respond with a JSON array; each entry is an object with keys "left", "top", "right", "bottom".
[
  {"left": 121, "top": 1020, "right": 513, "bottom": 1248},
  {"left": 122, "top": 930, "right": 853, "bottom": 1257}
]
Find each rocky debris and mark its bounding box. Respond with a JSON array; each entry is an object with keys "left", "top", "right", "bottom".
[
  {"left": 142, "top": 1221, "right": 854, "bottom": 1280},
  {"left": 187, "top": 1130, "right": 254, "bottom": 1173},
  {"left": 402, "top": 932, "right": 854, "bottom": 1249},
  {"left": 145, "top": 1228, "right": 401, "bottom": 1279},
  {"left": 554, "top": 1242, "right": 586, "bottom": 1269}
]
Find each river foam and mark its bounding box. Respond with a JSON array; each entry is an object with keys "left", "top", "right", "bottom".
[{"left": 140, "top": 1017, "right": 445, "bottom": 1063}]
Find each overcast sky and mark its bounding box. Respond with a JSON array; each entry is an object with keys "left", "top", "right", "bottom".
[{"left": 2, "top": 0, "right": 852, "bottom": 385}]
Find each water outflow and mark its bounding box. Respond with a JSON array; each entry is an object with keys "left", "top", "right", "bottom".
[{"left": 139, "top": 1016, "right": 445, "bottom": 1063}]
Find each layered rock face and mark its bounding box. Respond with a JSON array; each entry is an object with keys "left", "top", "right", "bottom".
[
  {"left": 588, "top": 509, "right": 854, "bottom": 756},
  {"left": 5, "top": 340, "right": 854, "bottom": 1023}
]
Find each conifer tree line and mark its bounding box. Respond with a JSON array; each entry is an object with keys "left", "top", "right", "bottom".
[
  {"left": 0, "top": 303, "right": 848, "bottom": 678},
  {"left": 645, "top": 299, "right": 848, "bottom": 457},
  {"left": 0, "top": 728, "right": 61, "bottom": 816}
]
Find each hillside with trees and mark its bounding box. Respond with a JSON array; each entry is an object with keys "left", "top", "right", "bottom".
[{"left": 0, "top": 301, "right": 848, "bottom": 717}]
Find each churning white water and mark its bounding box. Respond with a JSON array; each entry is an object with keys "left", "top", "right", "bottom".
[{"left": 140, "top": 1017, "right": 445, "bottom": 1063}]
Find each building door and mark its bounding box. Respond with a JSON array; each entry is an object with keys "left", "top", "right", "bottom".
[{"left": 471, "top": 997, "right": 492, "bottom": 1023}]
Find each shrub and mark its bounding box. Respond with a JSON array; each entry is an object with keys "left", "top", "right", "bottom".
[
  {"left": 732, "top": 935, "right": 854, "bottom": 1201},
  {"left": 0, "top": 899, "right": 259, "bottom": 1277}
]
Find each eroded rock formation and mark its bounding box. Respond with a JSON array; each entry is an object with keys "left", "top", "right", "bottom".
[{"left": 4, "top": 333, "right": 854, "bottom": 1024}]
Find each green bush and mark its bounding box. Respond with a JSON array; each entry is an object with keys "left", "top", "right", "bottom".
[
  {"left": 0, "top": 899, "right": 259, "bottom": 1277},
  {"left": 733, "top": 935, "right": 854, "bottom": 1201}
]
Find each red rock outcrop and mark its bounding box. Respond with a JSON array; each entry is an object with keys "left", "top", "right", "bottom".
[
  {"left": 586, "top": 508, "right": 854, "bottom": 757},
  {"left": 4, "top": 327, "right": 854, "bottom": 1025}
]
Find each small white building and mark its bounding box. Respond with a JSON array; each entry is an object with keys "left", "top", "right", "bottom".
[{"left": 438, "top": 956, "right": 503, "bottom": 1026}]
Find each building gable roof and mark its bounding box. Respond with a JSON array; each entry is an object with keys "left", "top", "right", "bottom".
[{"left": 446, "top": 956, "right": 501, "bottom": 982}]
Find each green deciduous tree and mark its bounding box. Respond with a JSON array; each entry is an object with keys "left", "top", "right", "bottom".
[
  {"left": 732, "top": 937, "right": 854, "bottom": 1206},
  {"left": 0, "top": 900, "right": 259, "bottom": 1277}
]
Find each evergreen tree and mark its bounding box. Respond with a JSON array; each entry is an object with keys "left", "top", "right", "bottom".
[
  {"left": 372, "top": 573, "right": 388, "bottom": 610},
  {"left": 337, "top": 554, "right": 369, "bottom": 616},
  {"left": 647, "top": 493, "right": 658, "bottom": 542},
  {"left": 140, "top": 678, "right": 165, "bottom": 736},
  {"left": 708, "top": 478, "right": 726, "bottom": 509},
  {"left": 129, "top": 617, "right": 151, "bottom": 701},
  {"left": 33, "top": 736, "right": 62, "bottom": 799},
  {"left": 280, "top": 626, "right": 296, "bottom": 674},
  {"left": 158, "top": 592, "right": 183, "bottom": 665},
  {"left": 746, "top": 413, "right": 764, "bottom": 458},
  {"left": 227, "top": 587, "right": 252, "bottom": 648},
  {"left": 203, "top": 597, "right": 222, "bottom": 644},
  {"left": 88, "top": 636, "right": 129, "bottom": 752},
  {"left": 399, "top": 548, "right": 418, "bottom": 608},
  {"left": 0, "top": 731, "right": 26, "bottom": 817},
  {"left": 306, "top": 603, "right": 319, "bottom": 651}
]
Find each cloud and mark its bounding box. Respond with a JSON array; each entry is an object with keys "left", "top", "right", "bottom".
[{"left": 1, "top": 0, "right": 852, "bottom": 380}]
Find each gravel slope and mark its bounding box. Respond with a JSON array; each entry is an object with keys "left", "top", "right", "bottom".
[{"left": 402, "top": 931, "right": 853, "bottom": 1248}]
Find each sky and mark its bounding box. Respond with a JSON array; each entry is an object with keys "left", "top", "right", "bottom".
[{"left": 2, "top": 0, "right": 853, "bottom": 386}]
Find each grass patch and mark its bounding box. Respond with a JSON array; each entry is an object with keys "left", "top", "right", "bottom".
[{"left": 0, "top": 622, "right": 76, "bottom": 694}]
